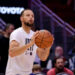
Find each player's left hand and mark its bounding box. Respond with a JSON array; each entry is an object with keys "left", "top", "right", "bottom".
[{"left": 30, "top": 31, "right": 39, "bottom": 45}]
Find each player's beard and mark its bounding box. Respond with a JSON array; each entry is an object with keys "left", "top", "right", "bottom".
[{"left": 24, "top": 22, "right": 34, "bottom": 27}]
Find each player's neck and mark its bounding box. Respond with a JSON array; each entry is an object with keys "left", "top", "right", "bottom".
[{"left": 22, "top": 24, "right": 31, "bottom": 34}]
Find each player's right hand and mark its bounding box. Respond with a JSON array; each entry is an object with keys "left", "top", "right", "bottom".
[{"left": 30, "top": 31, "right": 39, "bottom": 45}]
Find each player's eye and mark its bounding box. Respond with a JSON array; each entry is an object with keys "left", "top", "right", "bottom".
[
  {"left": 26, "top": 14, "right": 30, "bottom": 16},
  {"left": 32, "top": 15, "right": 34, "bottom": 18}
]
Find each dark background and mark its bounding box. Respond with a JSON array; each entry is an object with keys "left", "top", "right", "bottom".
[{"left": 0, "top": 0, "right": 28, "bottom": 28}]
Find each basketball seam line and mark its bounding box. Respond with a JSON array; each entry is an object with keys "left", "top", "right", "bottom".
[{"left": 40, "top": 31, "right": 45, "bottom": 48}]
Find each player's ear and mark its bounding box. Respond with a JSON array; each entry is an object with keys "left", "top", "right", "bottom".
[{"left": 20, "top": 16, "right": 23, "bottom": 22}]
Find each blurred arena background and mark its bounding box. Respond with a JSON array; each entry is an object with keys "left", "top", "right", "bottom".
[{"left": 0, "top": 0, "right": 75, "bottom": 75}]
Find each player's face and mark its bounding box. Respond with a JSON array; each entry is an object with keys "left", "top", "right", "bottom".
[
  {"left": 21, "top": 10, "right": 34, "bottom": 27},
  {"left": 55, "top": 58, "right": 64, "bottom": 71}
]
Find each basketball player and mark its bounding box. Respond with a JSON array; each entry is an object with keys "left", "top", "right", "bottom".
[{"left": 5, "top": 9, "right": 53, "bottom": 75}]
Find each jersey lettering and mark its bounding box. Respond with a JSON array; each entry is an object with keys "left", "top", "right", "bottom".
[{"left": 25, "top": 38, "right": 34, "bottom": 55}]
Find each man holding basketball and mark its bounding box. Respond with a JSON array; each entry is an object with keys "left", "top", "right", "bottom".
[{"left": 5, "top": 9, "right": 53, "bottom": 75}]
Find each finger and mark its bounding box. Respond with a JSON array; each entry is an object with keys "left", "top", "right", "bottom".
[
  {"left": 35, "top": 33, "right": 39, "bottom": 38},
  {"left": 33, "top": 31, "right": 39, "bottom": 37},
  {"left": 35, "top": 31, "right": 39, "bottom": 35}
]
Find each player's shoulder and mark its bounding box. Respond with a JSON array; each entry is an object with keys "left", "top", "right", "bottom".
[
  {"left": 12, "top": 27, "right": 22, "bottom": 33},
  {"left": 11, "top": 27, "right": 22, "bottom": 35}
]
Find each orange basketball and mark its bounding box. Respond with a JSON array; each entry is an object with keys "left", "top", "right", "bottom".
[{"left": 35, "top": 30, "right": 54, "bottom": 48}]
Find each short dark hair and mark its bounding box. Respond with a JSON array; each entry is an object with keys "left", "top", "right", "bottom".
[
  {"left": 20, "top": 10, "right": 25, "bottom": 17},
  {"left": 54, "top": 56, "right": 65, "bottom": 64},
  {"left": 32, "top": 64, "right": 41, "bottom": 72},
  {"left": 20, "top": 9, "right": 32, "bottom": 17}
]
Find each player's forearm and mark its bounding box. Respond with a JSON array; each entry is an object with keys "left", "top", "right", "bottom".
[
  {"left": 37, "top": 47, "right": 50, "bottom": 61},
  {"left": 40, "top": 49, "right": 50, "bottom": 61},
  {"left": 9, "top": 42, "right": 33, "bottom": 57}
]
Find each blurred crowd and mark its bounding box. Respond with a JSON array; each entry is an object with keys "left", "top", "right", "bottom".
[
  {"left": 32, "top": 46, "right": 75, "bottom": 75},
  {"left": 0, "top": 23, "right": 15, "bottom": 75}
]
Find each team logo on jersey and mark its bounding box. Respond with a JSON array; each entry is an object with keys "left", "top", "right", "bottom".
[{"left": 25, "top": 38, "right": 34, "bottom": 55}]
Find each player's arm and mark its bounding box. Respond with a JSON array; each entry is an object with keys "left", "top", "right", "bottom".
[
  {"left": 9, "top": 40, "right": 34, "bottom": 57},
  {"left": 36, "top": 35, "right": 54, "bottom": 61},
  {"left": 36, "top": 46, "right": 51, "bottom": 61},
  {"left": 9, "top": 31, "right": 39, "bottom": 57}
]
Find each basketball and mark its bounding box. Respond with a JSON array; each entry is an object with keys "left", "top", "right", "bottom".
[{"left": 35, "top": 30, "right": 54, "bottom": 48}]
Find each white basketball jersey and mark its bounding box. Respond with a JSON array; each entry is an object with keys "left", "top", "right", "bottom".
[{"left": 5, "top": 27, "right": 38, "bottom": 75}]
